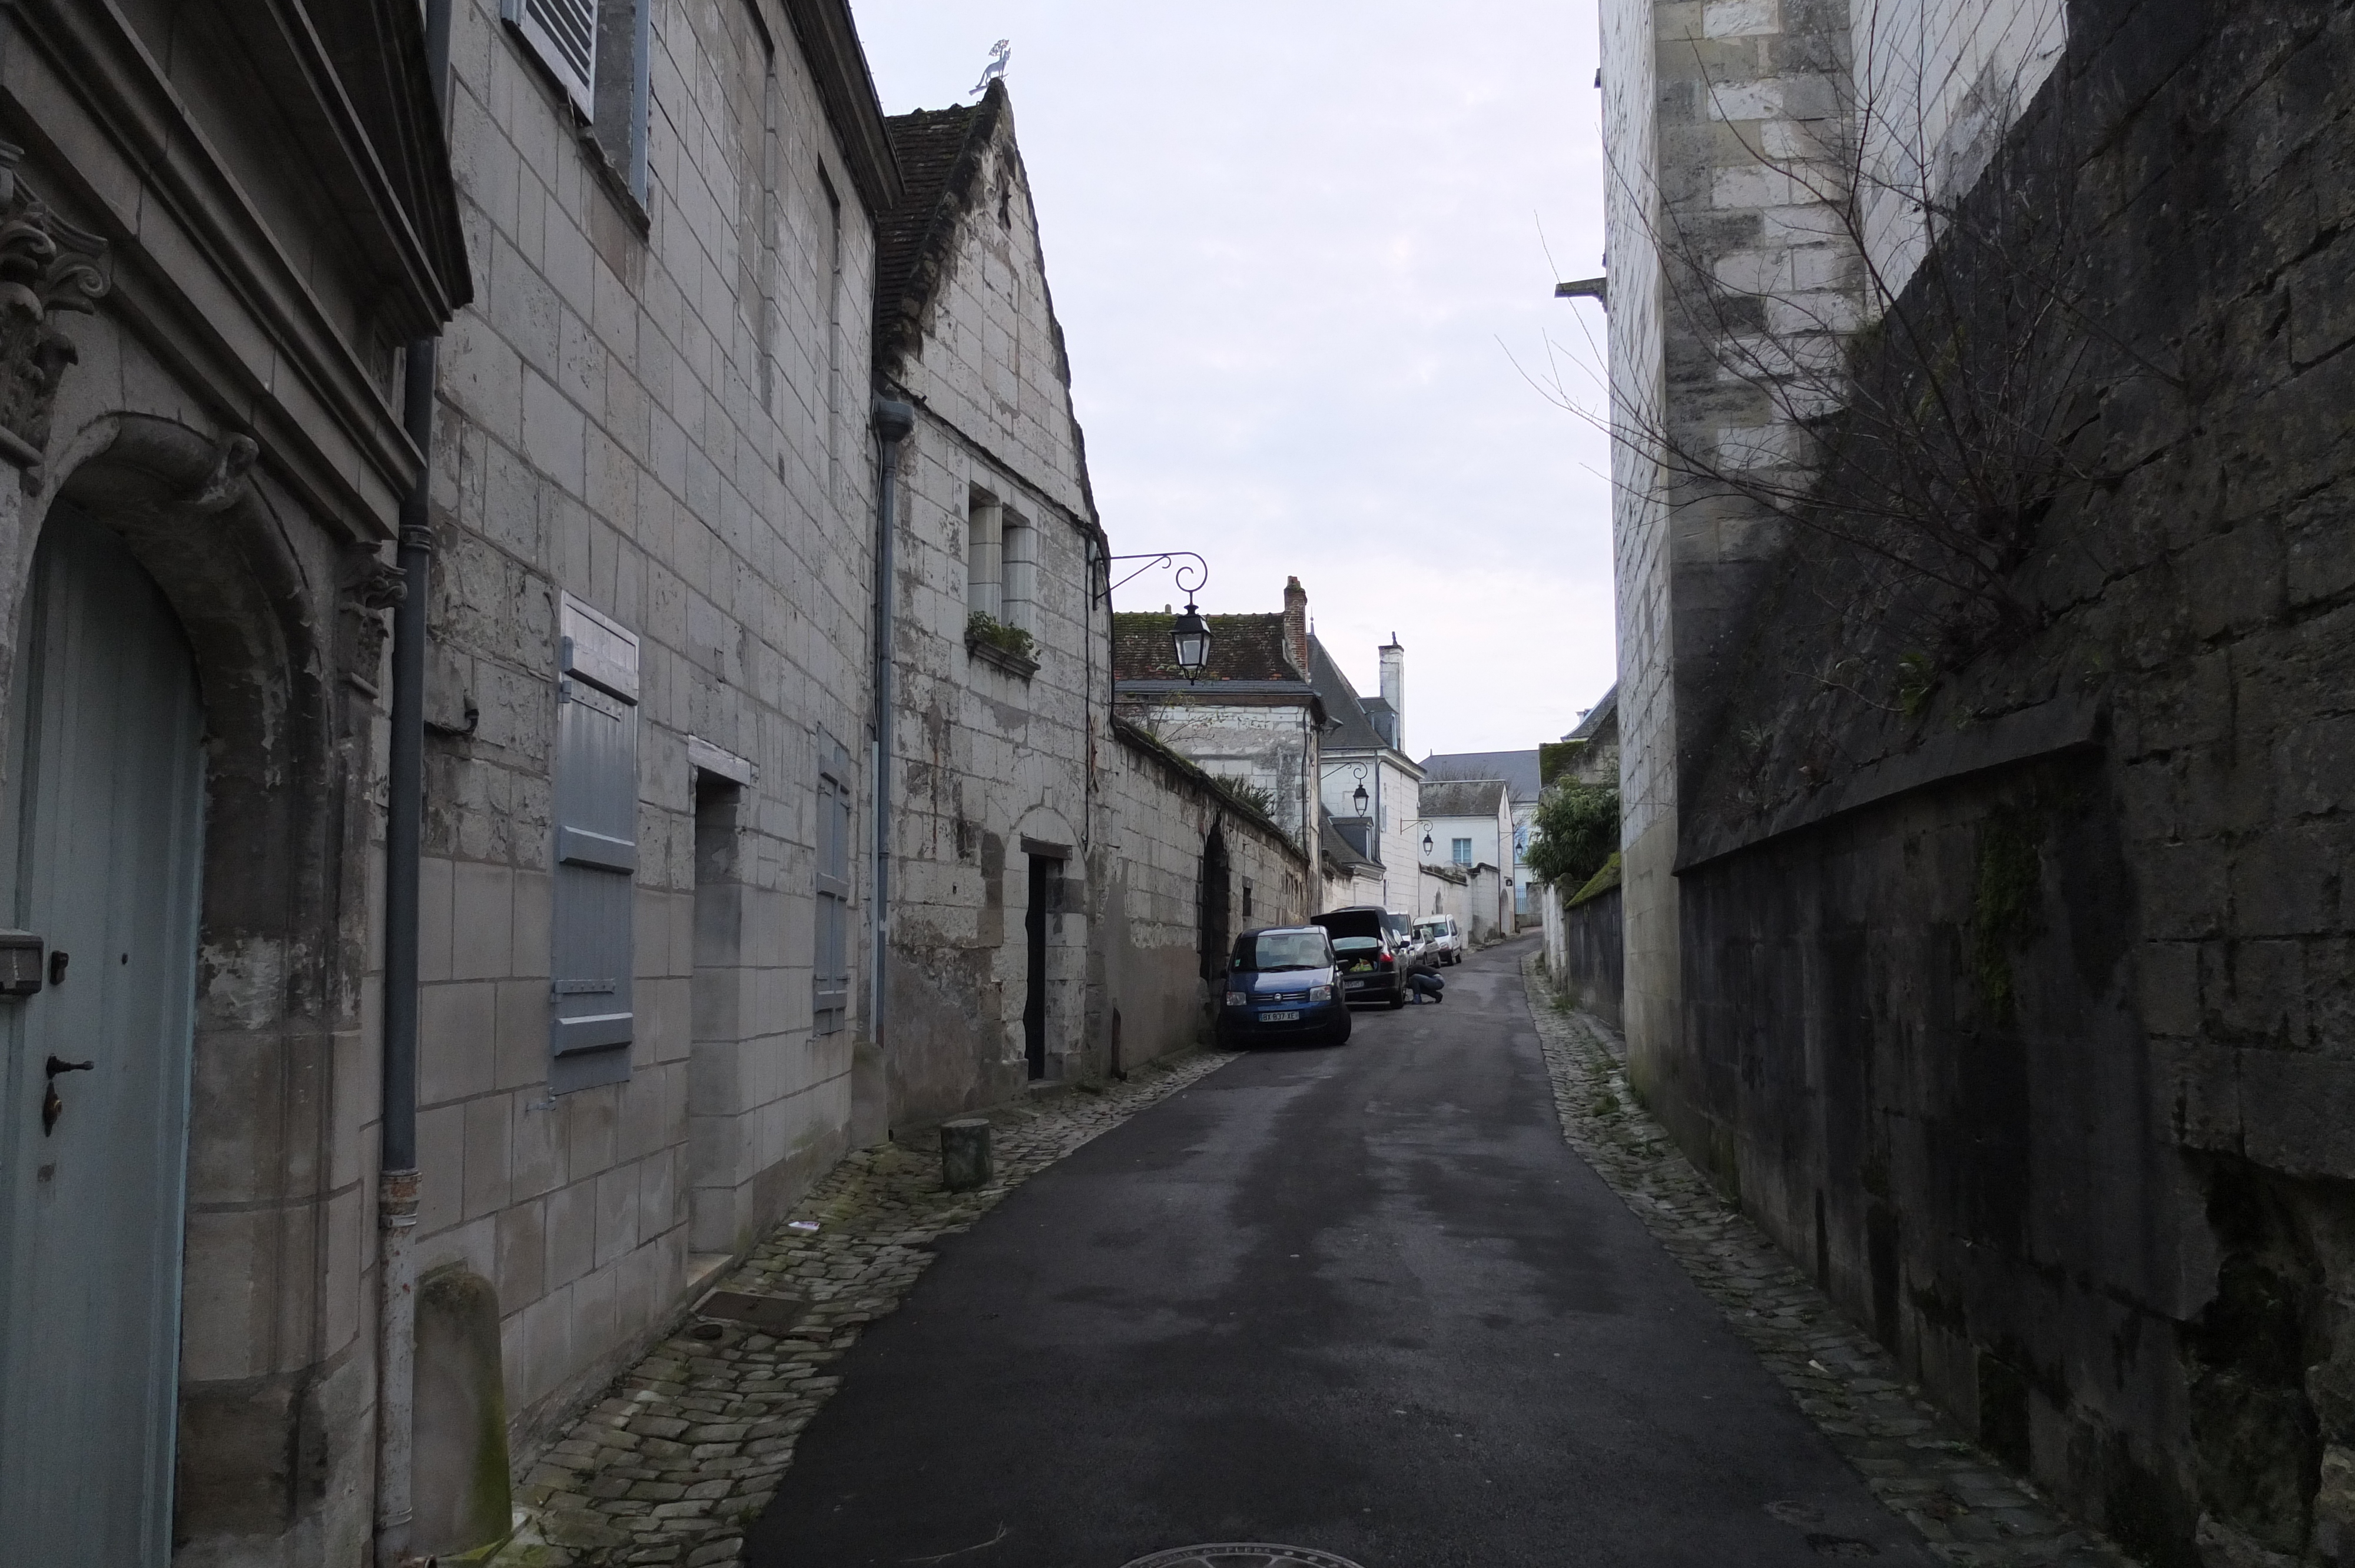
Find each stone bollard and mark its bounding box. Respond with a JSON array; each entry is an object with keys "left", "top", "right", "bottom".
[{"left": 940, "top": 1117, "right": 994, "bottom": 1192}]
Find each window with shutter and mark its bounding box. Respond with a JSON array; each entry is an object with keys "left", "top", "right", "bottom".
[
  {"left": 813, "top": 739, "right": 851, "bottom": 1035},
  {"left": 503, "top": 0, "right": 599, "bottom": 118},
  {"left": 549, "top": 596, "right": 639, "bottom": 1093}
]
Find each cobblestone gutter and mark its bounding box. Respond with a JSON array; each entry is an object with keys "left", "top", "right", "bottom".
[
  {"left": 487, "top": 1050, "right": 1236, "bottom": 1567},
  {"left": 1518, "top": 952, "right": 2141, "bottom": 1568}
]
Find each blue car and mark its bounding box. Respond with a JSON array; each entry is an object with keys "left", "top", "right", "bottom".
[{"left": 1216, "top": 926, "right": 1353, "bottom": 1048}]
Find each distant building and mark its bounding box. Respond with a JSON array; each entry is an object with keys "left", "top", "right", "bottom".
[
  {"left": 1416, "top": 779, "right": 1514, "bottom": 939},
  {"left": 1310, "top": 628, "right": 1424, "bottom": 913},
  {"left": 1421, "top": 748, "right": 1543, "bottom": 914}
]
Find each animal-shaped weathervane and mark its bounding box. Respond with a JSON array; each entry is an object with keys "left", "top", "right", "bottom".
[{"left": 968, "top": 38, "right": 1011, "bottom": 96}]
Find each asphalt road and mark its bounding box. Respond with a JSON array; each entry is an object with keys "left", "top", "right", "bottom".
[{"left": 747, "top": 935, "right": 1932, "bottom": 1568}]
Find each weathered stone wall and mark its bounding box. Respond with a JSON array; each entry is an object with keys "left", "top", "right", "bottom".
[
  {"left": 1102, "top": 723, "right": 1311, "bottom": 1070},
  {"left": 1122, "top": 696, "right": 1321, "bottom": 853},
  {"left": 878, "top": 92, "right": 1107, "bottom": 1127},
  {"left": 1634, "top": 2, "right": 2355, "bottom": 1561},
  {"left": 1543, "top": 882, "right": 1625, "bottom": 1029},
  {"left": 420, "top": 0, "right": 880, "bottom": 1449}
]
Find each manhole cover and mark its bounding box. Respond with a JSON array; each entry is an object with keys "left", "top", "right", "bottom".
[
  {"left": 694, "top": 1289, "right": 808, "bottom": 1335},
  {"left": 1119, "top": 1550, "right": 1365, "bottom": 1568}
]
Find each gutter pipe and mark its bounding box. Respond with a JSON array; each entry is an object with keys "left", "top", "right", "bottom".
[
  {"left": 869, "top": 397, "right": 915, "bottom": 1085},
  {"left": 378, "top": 1, "right": 451, "bottom": 1562}
]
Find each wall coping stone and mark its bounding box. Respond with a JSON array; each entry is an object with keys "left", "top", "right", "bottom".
[{"left": 1678, "top": 696, "right": 2104, "bottom": 874}]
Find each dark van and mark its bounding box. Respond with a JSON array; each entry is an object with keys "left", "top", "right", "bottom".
[{"left": 1309, "top": 905, "right": 1412, "bottom": 1009}]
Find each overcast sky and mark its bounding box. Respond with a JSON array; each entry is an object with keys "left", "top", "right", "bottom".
[{"left": 855, "top": 3, "right": 1616, "bottom": 756}]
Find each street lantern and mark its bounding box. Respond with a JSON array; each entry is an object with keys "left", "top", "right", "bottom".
[
  {"left": 1351, "top": 780, "right": 1369, "bottom": 816},
  {"left": 1170, "top": 600, "right": 1211, "bottom": 679},
  {"left": 1422, "top": 832, "right": 1434, "bottom": 855}
]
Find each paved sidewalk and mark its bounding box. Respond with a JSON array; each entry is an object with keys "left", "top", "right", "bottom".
[
  {"left": 490, "top": 1049, "right": 1236, "bottom": 1568},
  {"left": 1518, "top": 953, "right": 2141, "bottom": 1568}
]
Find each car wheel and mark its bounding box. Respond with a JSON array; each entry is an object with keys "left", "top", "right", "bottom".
[
  {"left": 1387, "top": 985, "right": 1408, "bottom": 1009},
  {"left": 1329, "top": 1010, "right": 1353, "bottom": 1045}
]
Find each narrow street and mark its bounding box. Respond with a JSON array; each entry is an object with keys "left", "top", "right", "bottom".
[{"left": 746, "top": 937, "right": 1932, "bottom": 1568}]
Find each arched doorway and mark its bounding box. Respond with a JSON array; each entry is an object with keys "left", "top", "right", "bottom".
[
  {"left": 1197, "top": 826, "right": 1230, "bottom": 986},
  {"left": 0, "top": 507, "right": 207, "bottom": 1564}
]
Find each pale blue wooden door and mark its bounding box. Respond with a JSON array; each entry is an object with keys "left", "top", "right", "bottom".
[{"left": 0, "top": 510, "right": 205, "bottom": 1563}]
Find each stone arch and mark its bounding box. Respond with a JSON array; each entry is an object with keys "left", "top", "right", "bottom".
[{"left": 28, "top": 411, "right": 378, "bottom": 1537}]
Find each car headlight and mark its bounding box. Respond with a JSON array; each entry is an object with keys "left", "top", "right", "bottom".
[
  {"left": 1225, "top": 991, "right": 1248, "bottom": 1008},
  {"left": 1308, "top": 984, "right": 1332, "bottom": 1002}
]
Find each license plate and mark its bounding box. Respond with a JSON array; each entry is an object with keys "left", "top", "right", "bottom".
[
  {"left": 1345, "top": 979, "right": 1369, "bottom": 989},
  {"left": 1262, "top": 1010, "right": 1300, "bottom": 1022}
]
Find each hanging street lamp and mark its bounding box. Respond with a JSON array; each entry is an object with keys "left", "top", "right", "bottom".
[
  {"left": 1099, "top": 550, "right": 1213, "bottom": 683},
  {"left": 1351, "top": 780, "right": 1371, "bottom": 816},
  {"left": 1170, "top": 600, "right": 1212, "bottom": 679}
]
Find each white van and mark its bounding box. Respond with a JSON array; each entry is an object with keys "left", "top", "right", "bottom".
[{"left": 1415, "top": 915, "right": 1465, "bottom": 965}]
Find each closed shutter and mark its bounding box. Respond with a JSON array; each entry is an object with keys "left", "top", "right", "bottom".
[
  {"left": 502, "top": 0, "right": 599, "bottom": 117},
  {"left": 550, "top": 595, "right": 638, "bottom": 1093},
  {"left": 812, "top": 738, "right": 851, "bottom": 1034}
]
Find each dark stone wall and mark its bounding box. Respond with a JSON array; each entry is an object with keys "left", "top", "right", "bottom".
[
  {"left": 1558, "top": 886, "right": 1626, "bottom": 1031},
  {"left": 1654, "top": 1, "right": 2355, "bottom": 1561}
]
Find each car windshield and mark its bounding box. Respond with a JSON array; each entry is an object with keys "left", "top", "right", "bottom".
[
  {"left": 1415, "top": 922, "right": 1441, "bottom": 938},
  {"left": 1233, "top": 932, "right": 1329, "bottom": 971}
]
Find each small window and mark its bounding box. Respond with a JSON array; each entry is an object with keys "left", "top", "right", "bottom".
[
  {"left": 813, "top": 738, "right": 853, "bottom": 1034},
  {"left": 550, "top": 596, "right": 640, "bottom": 1094},
  {"left": 505, "top": 0, "right": 598, "bottom": 114},
  {"left": 966, "top": 491, "right": 1003, "bottom": 620},
  {"left": 1452, "top": 837, "right": 1473, "bottom": 866},
  {"left": 1001, "top": 511, "right": 1036, "bottom": 633}
]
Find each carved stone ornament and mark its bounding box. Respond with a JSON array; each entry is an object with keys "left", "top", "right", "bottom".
[
  {"left": 340, "top": 547, "right": 408, "bottom": 696},
  {"left": 0, "top": 140, "right": 109, "bottom": 489}
]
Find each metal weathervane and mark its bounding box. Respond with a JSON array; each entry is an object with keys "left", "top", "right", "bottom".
[{"left": 968, "top": 39, "right": 1011, "bottom": 97}]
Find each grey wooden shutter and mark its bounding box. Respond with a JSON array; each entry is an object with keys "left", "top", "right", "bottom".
[
  {"left": 812, "top": 738, "right": 851, "bottom": 1034},
  {"left": 502, "top": 0, "right": 599, "bottom": 117},
  {"left": 550, "top": 595, "right": 638, "bottom": 1093}
]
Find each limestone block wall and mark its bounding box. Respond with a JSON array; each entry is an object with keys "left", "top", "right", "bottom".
[
  {"left": 1119, "top": 697, "right": 1320, "bottom": 851},
  {"left": 883, "top": 412, "right": 1102, "bottom": 1122},
  {"left": 1100, "top": 723, "right": 1311, "bottom": 1071},
  {"left": 415, "top": 0, "right": 880, "bottom": 1449},
  {"left": 1632, "top": 2, "right": 2355, "bottom": 1560},
  {"left": 877, "top": 90, "right": 1109, "bottom": 1125}
]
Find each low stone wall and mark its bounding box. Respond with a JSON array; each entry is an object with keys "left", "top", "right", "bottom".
[
  {"left": 1543, "top": 882, "right": 1624, "bottom": 1030},
  {"left": 1098, "top": 720, "right": 1311, "bottom": 1073}
]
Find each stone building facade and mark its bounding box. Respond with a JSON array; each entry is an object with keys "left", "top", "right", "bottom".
[
  {"left": 870, "top": 85, "right": 1109, "bottom": 1121},
  {"left": 410, "top": 0, "right": 901, "bottom": 1487},
  {"left": 1600, "top": 1, "right": 2355, "bottom": 1562},
  {"left": 0, "top": 4, "right": 469, "bottom": 1563}
]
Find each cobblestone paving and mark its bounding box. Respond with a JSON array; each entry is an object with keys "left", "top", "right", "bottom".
[
  {"left": 489, "top": 1049, "right": 1237, "bottom": 1567},
  {"left": 1518, "top": 953, "right": 2142, "bottom": 1568}
]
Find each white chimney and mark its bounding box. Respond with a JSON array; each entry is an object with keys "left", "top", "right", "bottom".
[{"left": 1378, "top": 634, "right": 1404, "bottom": 753}]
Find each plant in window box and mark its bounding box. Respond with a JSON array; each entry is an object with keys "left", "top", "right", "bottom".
[{"left": 965, "top": 611, "right": 1036, "bottom": 663}]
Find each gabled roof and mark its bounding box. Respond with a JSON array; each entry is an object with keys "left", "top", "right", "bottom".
[
  {"left": 1421, "top": 749, "right": 1542, "bottom": 802},
  {"left": 1113, "top": 612, "right": 1306, "bottom": 685},
  {"left": 1308, "top": 636, "right": 1399, "bottom": 756},
  {"left": 1319, "top": 808, "right": 1379, "bottom": 873},
  {"left": 1420, "top": 779, "right": 1510, "bottom": 819},
  {"left": 874, "top": 95, "right": 986, "bottom": 364},
  {"left": 1565, "top": 685, "right": 1618, "bottom": 743}
]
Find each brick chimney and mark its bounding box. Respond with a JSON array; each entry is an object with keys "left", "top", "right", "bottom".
[
  {"left": 1379, "top": 634, "right": 1405, "bottom": 753},
  {"left": 1282, "top": 576, "right": 1309, "bottom": 677}
]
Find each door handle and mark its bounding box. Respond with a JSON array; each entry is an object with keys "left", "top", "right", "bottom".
[
  {"left": 40, "top": 1057, "right": 89, "bottom": 1136},
  {"left": 44, "top": 1056, "right": 92, "bottom": 1078}
]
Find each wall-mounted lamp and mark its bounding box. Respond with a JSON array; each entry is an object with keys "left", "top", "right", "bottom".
[{"left": 1102, "top": 550, "right": 1212, "bottom": 683}]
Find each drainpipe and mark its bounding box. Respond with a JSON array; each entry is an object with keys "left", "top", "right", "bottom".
[
  {"left": 868, "top": 398, "right": 915, "bottom": 1072},
  {"left": 379, "top": 2, "right": 451, "bottom": 1563}
]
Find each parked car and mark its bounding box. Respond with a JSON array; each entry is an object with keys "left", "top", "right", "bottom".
[
  {"left": 1415, "top": 915, "right": 1465, "bottom": 965},
  {"left": 1218, "top": 926, "right": 1352, "bottom": 1047},
  {"left": 1309, "top": 905, "right": 1419, "bottom": 1009}
]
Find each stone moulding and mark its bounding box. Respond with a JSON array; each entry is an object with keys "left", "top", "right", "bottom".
[
  {"left": 0, "top": 139, "right": 108, "bottom": 490},
  {"left": 1677, "top": 696, "right": 2105, "bottom": 873},
  {"left": 964, "top": 626, "right": 1038, "bottom": 679}
]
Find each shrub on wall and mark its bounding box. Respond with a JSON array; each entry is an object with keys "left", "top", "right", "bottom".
[{"left": 1528, "top": 781, "right": 1619, "bottom": 888}]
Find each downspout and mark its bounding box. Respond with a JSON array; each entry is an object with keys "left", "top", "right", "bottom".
[
  {"left": 868, "top": 397, "right": 915, "bottom": 1074},
  {"left": 379, "top": 1, "right": 451, "bottom": 1563}
]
